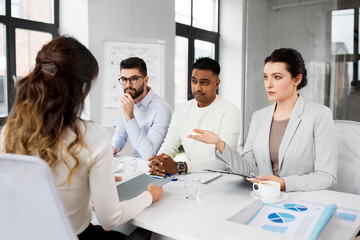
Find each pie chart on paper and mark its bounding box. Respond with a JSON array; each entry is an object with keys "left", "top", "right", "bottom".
[
  {"left": 283, "top": 204, "right": 308, "bottom": 212},
  {"left": 268, "top": 212, "right": 295, "bottom": 223}
]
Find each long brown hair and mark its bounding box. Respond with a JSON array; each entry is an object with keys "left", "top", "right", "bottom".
[{"left": 3, "top": 36, "right": 99, "bottom": 186}]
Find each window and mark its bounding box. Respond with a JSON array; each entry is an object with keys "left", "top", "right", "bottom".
[
  {"left": 332, "top": 5, "right": 360, "bottom": 121},
  {"left": 175, "top": 0, "right": 219, "bottom": 104},
  {"left": 243, "top": 0, "right": 360, "bottom": 143},
  {"left": 0, "top": 0, "right": 59, "bottom": 122}
]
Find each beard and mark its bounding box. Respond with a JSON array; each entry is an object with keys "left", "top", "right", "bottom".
[{"left": 124, "top": 81, "right": 145, "bottom": 99}]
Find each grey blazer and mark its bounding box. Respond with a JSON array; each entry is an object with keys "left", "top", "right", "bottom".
[{"left": 216, "top": 95, "right": 337, "bottom": 192}]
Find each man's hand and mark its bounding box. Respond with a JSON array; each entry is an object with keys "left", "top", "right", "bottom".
[
  {"left": 120, "top": 93, "right": 135, "bottom": 121},
  {"left": 148, "top": 153, "right": 178, "bottom": 177},
  {"left": 147, "top": 183, "right": 163, "bottom": 202},
  {"left": 188, "top": 128, "right": 225, "bottom": 153},
  {"left": 112, "top": 146, "right": 118, "bottom": 156}
]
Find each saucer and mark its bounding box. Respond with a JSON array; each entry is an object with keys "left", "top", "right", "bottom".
[{"left": 250, "top": 191, "right": 288, "bottom": 204}]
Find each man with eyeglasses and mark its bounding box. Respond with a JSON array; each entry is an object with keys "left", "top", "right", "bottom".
[
  {"left": 149, "top": 57, "right": 240, "bottom": 176},
  {"left": 112, "top": 57, "right": 171, "bottom": 160}
]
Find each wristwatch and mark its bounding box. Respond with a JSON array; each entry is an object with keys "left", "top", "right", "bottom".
[{"left": 177, "top": 162, "right": 186, "bottom": 174}]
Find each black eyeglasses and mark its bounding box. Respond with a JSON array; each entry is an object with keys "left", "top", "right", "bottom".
[{"left": 118, "top": 75, "right": 145, "bottom": 85}]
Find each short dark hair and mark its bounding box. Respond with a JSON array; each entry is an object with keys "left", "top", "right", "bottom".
[
  {"left": 264, "top": 48, "right": 308, "bottom": 90},
  {"left": 192, "top": 57, "right": 220, "bottom": 76},
  {"left": 120, "top": 57, "right": 147, "bottom": 76}
]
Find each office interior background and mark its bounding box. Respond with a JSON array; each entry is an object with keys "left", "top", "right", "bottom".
[{"left": 0, "top": 0, "right": 358, "bottom": 148}]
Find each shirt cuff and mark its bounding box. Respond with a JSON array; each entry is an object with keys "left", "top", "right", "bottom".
[
  {"left": 124, "top": 117, "right": 141, "bottom": 133},
  {"left": 215, "top": 143, "right": 227, "bottom": 157}
]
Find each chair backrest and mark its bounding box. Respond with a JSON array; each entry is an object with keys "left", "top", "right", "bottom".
[
  {"left": 0, "top": 153, "right": 77, "bottom": 240},
  {"left": 329, "top": 120, "right": 360, "bottom": 194}
]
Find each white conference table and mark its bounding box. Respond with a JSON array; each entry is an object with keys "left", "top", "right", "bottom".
[{"left": 114, "top": 159, "right": 360, "bottom": 240}]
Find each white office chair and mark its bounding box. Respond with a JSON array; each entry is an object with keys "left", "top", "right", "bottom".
[
  {"left": 0, "top": 153, "right": 77, "bottom": 240},
  {"left": 329, "top": 120, "right": 360, "bottom": 195}
]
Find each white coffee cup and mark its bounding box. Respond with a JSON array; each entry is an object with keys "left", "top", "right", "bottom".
[
  {"left": 252, "top": 181, "right": 280, "bottom": 199},
  {"left": 124, "top": 159, "right": 137, "bottom": 176}
]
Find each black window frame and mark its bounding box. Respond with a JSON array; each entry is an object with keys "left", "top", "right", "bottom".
[
  {"left": 0, "top": 0, "right": 59, "bottom": 124},
  {"left": 335, "top": 1, "right": 359, "bottom": 86},
  {"left": 175, "top": 0, "right": 220, "bottom": 100}
]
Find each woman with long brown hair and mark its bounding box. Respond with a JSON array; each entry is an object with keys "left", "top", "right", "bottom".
[{"left": 0, "top": 36, "right": 162, "bottom": 239}]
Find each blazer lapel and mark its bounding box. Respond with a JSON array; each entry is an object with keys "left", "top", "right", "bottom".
[
  {"left": 278, "top": 95, "right": 305, "bottom": 170},
  {"left": 264, "top": 103, "right": 276, "bottom": 173}
]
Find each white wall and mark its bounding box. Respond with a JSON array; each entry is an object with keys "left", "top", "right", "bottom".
[
  {"left": 59, "top": 0, "right": 89, "bottom": 46},
  {"left": 219, "top": 0, "right": 245, "bottom": 145},
  {"left": 59, "top": 0, "right": 91, "bottom": 119}
]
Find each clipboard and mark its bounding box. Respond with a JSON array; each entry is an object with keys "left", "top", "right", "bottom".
[
  {"left": 203, "top": 168, "right": 250, "bottom": 178},
  {"left": 116, "top": 173, "right": 172, "bottom": 201}
]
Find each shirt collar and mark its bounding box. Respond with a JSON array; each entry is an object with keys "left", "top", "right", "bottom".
[{"left": 136, "top": 87, "right": 154, "bottom": 108}]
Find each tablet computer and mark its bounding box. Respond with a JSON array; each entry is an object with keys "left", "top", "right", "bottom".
[{"left": 116, "top": 173, "right": 172, "bottom": 201}]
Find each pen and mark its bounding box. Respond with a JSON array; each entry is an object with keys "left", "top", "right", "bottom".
[
  {"left": 151, "top": 176, "right": 165, "bottom": 179},
  {"left": 166, "top": 174, "right": 178, "bottom": 181},
  {"left": 150, "top": 174, "right": 177, "bottom": 181},
  {"left": 249, "top": 172, "right": 257, "bottom": 178}
]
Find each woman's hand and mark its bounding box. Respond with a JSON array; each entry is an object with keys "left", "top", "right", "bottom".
[
  {"left": 147, "top": 183, "right": 163, "bottom": 203},
  {"left": 187, "top": 129, "right": 226, "bottom": 153},
  {"left": 114, "top": 176, "right": 122, "bottom": 182},
  {"left": 248, "top": 174, "right": 286, "bottom": 191}
]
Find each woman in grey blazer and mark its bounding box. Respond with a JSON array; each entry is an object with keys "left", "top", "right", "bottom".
[{"left": 188, "top": 48, "right": 337, "bottom": 192}]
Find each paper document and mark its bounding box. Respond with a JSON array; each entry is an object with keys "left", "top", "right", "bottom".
[
  {"left": 275, "top": 198, "right": 360, "bottom": 240},
  {"left": 228, "top": 199, "right": 337, "bottom": 240}
]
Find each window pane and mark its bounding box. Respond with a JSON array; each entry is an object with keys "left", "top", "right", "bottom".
[
  {"left": 16, "top": 29, "right": 52, "bottom": 78},
  {"left": 193, "top": 0, "right": 218, "bottom": 32},
  {"left": 194, "top": 39, "right": 215, "bottom": 60},
  {"left": 12, "top": 0, "right": 54, "bottom": 23},
  {"left": 175, "top": 0, "right": 191, "bottom": 25},
  {"left": 331, "top": 9, "right": 354, "bottom": 54},
  {"left": 334, "top": 61, "right": 360, "bottom": 121},
  {"left": 0, "top": 0, "right": 5, "bottom": 15},
  {"left": 0, "top": 24, "right": 7, "bottom": 117},
  {"left": 175, "top": 36, "right": 188, "bottom": 104}
]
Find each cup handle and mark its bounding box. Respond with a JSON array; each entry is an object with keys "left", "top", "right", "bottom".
[{"left": 253, "top": 183, "right": 259, "bottom": 192}]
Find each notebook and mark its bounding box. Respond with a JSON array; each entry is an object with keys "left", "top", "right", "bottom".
[{"left": 116, "top": 173, "right": 172, "bottom": 201}]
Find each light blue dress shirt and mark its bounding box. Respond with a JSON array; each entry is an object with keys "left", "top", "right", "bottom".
[{"left": 112, "top": 88, "right": 172, "bottom": 160}]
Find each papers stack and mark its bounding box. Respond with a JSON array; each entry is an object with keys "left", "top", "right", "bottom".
[{"left": 227, "top": 198, "right": 340, "bottom": 240}]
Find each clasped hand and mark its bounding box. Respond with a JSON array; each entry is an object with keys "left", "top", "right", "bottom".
[{"left": 148, "top": 153, "right": 178, "bottom": 177}]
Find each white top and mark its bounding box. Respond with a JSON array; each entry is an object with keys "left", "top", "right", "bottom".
[
  {"left": 0, "top": 121, "right": 152, "bottom": 234},
  {"left": 158, "top": 95, "right": 240, "bottom": 172}
]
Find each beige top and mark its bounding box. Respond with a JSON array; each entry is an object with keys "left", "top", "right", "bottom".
[
  {"left": 269, "top": 119, "right": 289, "bottom": 176},
  {"left": 0, "top": 121, "right": 152, "bottom": 234}
]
